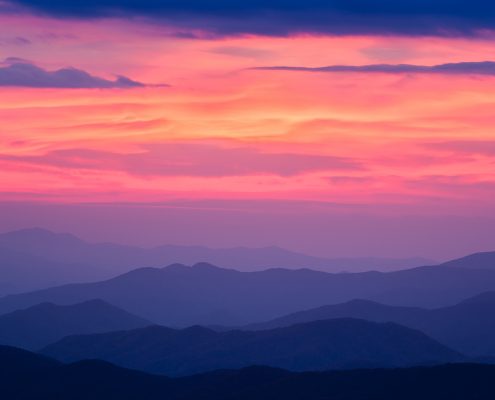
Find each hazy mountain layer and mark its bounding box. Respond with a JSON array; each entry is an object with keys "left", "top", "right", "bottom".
[
  {"left": 2, "top": 262, "right": 495, "bottom": 326},
  {"left": 0, "top": 299, "right": 151, "bottom": 350}
]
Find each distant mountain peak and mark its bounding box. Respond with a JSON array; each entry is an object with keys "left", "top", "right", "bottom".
[
  {"left": 161, "top": 262, "right": 236, "bottom": 273},
  {"left": 162, "top": 263, "right": 189, "bottom": 271},
  {"left": 192, "top": 262, "right": 233, "bottom": 272}
]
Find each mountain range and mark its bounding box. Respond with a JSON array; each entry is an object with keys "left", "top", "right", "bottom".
[
  {"left": 441, "top": 251, "right": 495, "bottom": 270},
  {"left": 0, "top": 228, "right": 434, "bottom": 294},
  {"left": 2, "top": 261, "right": 495, "bottom": 326},
  {"left": 0, "top": 299, "right": 150, "bottom": 350},
  {"left": 41, "top": 318, "right": 462, "bottom": 375},
  {"left": 1, "top": 345, "right": 495, "bottom": 400},
  {"left": 2, "top": 291, "right": 495, "bottom": 360},
  {"left": 243, "top": 291, "right": 495, "bottom": 356}
]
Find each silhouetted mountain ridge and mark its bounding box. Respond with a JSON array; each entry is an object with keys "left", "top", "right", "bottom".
[
  {"left": 244, "top": 291, "right": 495, "bottom": 356},
  {"left": 0, "top": 228, "right": 436, "bottom": 294},
  {"left": 442, "top": 251, "right": 495, "bottom": 270},
  {"left": 2, "top": 345, "right": 495, "bottom": 400},
  {"left": 0, "top": 299, "right": 150, "bottom": 350},
  {"left": 3, "top": 261, "right": 495, "bottom": 326},
  {"left": 41, "top": 318, "right": 463, "bottom": 376}
]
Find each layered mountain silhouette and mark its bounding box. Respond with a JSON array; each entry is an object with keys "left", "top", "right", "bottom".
[
  {"left": 244, "top": 292, "right": 495, "bottom": 356},
  {"left": 441, "top": 251, "right": 495, "bottom": 270},
  {"left": 0, "top": 228, "right": 433, "bottom": 294},
  {"left": 1, "top": 345, "right": 494, "bottom": 400},
  {"left": 0, "top": 246, "right": 92, "bottom": 294},
  {"left": 2, "top": 262, "right": 495, "bottom": 326},
  {"left": 41, "top": 319, "right": 462, "bottom": 375},
  {"left": 0, "top": 300, "right": 150, "bottom": 350}
]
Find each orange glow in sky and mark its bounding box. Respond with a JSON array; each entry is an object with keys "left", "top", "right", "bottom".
[{"left": 1, "top": 14, "right": 495, "bottom": 217}]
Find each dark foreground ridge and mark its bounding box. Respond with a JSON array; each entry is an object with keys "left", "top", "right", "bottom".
[{"left": 1, "top": 345, "right": 495, "bottom": 400}]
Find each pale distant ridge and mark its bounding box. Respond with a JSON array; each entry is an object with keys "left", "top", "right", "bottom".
[{"left": 0, "top": 227, "right": 435, "bottom": 294}]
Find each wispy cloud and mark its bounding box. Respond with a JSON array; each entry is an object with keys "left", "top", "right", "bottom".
[
  {"left": 0, "top": 142, "right": 362, "bottom": 177},
  {"left": 251, "top": 61, "right": 495, "bottom": 76},
  {"left": 0, "top": 59, "right": 161, "bottom": 88},
  {"left": 425, "top": 140, "right": 495, "bottom": 157}
]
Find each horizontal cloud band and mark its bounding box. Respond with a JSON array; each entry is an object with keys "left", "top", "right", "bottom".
[
  {"left": 8, "top": 0, "right": 495, "bottom": 36},
  {"left": 252, "top": 61, "right": 495, "bottom": 76},
  {"left": 0, "top": 59, "right": 150, "bottom": 88},
  {"left": 0, "top": 143, "right": 362, "bottom": 177}
]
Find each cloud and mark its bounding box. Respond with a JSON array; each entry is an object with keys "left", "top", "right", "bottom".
[
  {"left": 425, "top": 140, "right": 495, "bottom": 157},
  {"left": 0, "top": 36, "right": 31, "bottom": 46},
  {"left": 0, "top": 59, "right": 153, "bottom": 88},
  {"left": 0, "top": 142, "right": 362, "bottom": 177},
  {"left": 7, "top": 0, "right": 495, "bottom": 37},
  {"left": 251, "top": 61, "right": 495, "bottom": 76},
  {"left": 405, "top": 175, "right": 495, "bottom": 193},
  {"left": 209, "top": 46, "right": 274, "bottom": 59}
]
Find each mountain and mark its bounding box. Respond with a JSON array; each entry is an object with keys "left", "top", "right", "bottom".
[
  {"left": 0, "top": 345, "right": 172, "bottom": 400},
  {"left": 0, "top": 345, "right": 60, "bottom": 374},
  {"left": 244, "top": 291, "right": 495, "bottom": 356},
  {"left": 1, "top": 346, "right": 495, "bottom": 400},
  {"left": 2, "top": 262, "right": 495, "bottom": 326},
  {"left": 41, "top": 318, "right": 462, "bottom": 376},
  {"left": 0, "top": 228, "right": 433, "bottom": 294},
  {"left": 244, "top": 300, "right": 426, "bottom": 331},
  {"left": 0, "top": 246, "right": 95, "bottom": 294},
  {"left": 0, "top": 300, "right": 151, "bottom": 350},
  {"left": 442, "top": 251, "right": 495, "bottom": 270}
]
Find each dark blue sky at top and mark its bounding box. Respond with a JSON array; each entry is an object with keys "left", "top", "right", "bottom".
[{"left": 8, "top": 0, "right": 495, "bottom": 36}]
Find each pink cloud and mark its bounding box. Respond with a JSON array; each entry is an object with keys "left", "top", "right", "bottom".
[
  {"left": 0, "top": 143, "right": 362, "bottom": 177},
  {"left": 425, "top": 140, "right": 495, "bottom": 157}
]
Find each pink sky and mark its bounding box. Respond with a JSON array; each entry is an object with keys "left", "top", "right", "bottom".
[{"left": 1, "top": 14, "right": 495, "bottom": 258}]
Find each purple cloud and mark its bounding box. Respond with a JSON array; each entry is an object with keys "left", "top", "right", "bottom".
[
  {"left": 8, "top": 0, "right": 495, "bottom": 37},
  {"left": 0, "top": 59, "right": 157, "bottom": 88},
  {"left": 251, "top": 61, "right": 495, "bottom": 76}
]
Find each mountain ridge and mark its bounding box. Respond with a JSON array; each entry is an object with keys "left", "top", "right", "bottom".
[
  {"left": 242, "top": 291, "right": 495, "bottom": 356},
  {"left": 2, "top": 345, "right": 495, "bottom": 400},
  {"left": 3, "top": 261, "right": 495, "bottom": 326},
  {"left": 0, "top": 299, "right": 151, "bottom": 350},
  {"left": 0, "top": 227, "right": 436, "bottom": 295},
  {"left": 41, "top": 318, "right": 463, "bottom": 376}
]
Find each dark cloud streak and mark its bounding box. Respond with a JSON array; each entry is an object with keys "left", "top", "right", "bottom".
[
  {"left": 0, "top": 59, "right": 152, "bottom": 89},
  {"left": 251, "top": 61, "right": 495, "bottom": 76},
  {"left": 7, "top": 0, "right": 495, "bottom": 37}
]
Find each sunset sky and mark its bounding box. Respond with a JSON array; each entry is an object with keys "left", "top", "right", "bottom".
[{"left": 1, "top": 1, "right": 495, "bottom": 259}]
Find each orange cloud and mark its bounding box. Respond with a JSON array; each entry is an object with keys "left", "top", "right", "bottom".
[{"left": 0, "top": 15, "right": 495, "bottom": 214}]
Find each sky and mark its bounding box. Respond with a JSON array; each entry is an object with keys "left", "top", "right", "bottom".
[{"left": 1, "top": 1, "right": 495, "bottom": 260}]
